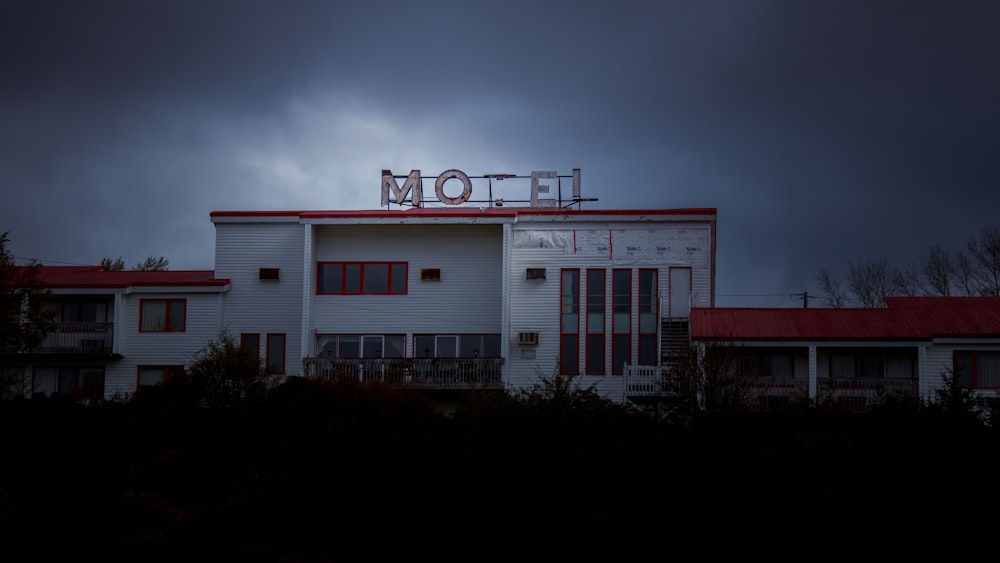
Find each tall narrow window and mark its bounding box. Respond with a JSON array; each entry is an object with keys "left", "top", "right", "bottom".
[
  {"left": 240, "top": 333, "right": 260, "bottom": 358},
  {"left": 267, "top": 333, "right": 286, "bottom": 374},
  {"left": 586, "top": 269, "right": 606, "bottom": 375},
  {"left": 638, "top": 269, "right": 658, "bottom": 366},
  {"left": 560, "top": 269, "right": 580, "bottom": 375},
  {"left": 612, "top": 269, "right": 631, "bottom": 375}
]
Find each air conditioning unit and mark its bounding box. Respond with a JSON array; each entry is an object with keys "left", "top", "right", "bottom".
[
  {"left": 526, "top": 268, "right": 546, "bottom": 280},
  {"left": 517, "top": 332, "right": 539, "bottom": 346}
]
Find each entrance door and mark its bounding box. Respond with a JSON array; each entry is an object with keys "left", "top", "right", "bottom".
[{"left": 669, "top": 267, "right": 691, "bottom": 318}]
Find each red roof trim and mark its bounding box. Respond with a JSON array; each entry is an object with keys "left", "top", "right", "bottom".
[{"left": 212, "top": 207, "right": 718, "bottom": 221}]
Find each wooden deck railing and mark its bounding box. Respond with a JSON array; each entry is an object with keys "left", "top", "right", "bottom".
[
  {"left": 302, "top": 357, "right": 504, "bottom": 390},
  {"left": 35, "top": 322, "right": 114, "bottom": 353},
  {"left": 624, "top": 365, "right": 918, "bottom": 412}
]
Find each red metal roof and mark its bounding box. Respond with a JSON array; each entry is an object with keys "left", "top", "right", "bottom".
[
  {"left": 691, "top": 297, "right": 1000, "bottom": 341},
  {"left": 26, "top": 266, "right": 228, "bottom": 289}
]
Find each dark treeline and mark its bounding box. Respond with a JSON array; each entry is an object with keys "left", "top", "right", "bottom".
[{"left": 1, "top": 376, "right": 997, "bottom": 561}]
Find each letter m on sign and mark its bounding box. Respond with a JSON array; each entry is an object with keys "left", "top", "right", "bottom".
[{"left": 382, "top": 169, "right": 422, "bottom": 206}]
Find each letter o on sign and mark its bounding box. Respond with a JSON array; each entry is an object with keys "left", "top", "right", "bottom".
[{"left": 434, "top": 169, "right": 473, "bottom": 205}]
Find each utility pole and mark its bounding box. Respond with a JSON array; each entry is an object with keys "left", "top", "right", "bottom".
[{"left": 792, "top": 292, "right": 810, "bottom": 308}]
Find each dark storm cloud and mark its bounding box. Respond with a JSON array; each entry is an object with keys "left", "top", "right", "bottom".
[{"left": 1, "top": 0, "right": 998, "bottom": 306}]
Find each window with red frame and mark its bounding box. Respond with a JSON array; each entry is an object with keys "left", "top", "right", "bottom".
[
  {"left": 586, "top": 269, "right": 606, "bottom": 375},
  {"left": 612, "top": 269, "right": 631, "bottom": 375},
  {"left": 317, "top": 262, "right": 407, "bottom": 295},
  {"left": 638, "top": 269, "right": 658, "bottom": 366},
  {"left": 954, "top": 351, "right": 1000, "bottom": 388},
  {"left": 560, "top": 269, "right": 580, "bottom": 375},
  {"left": 267, "top": 333, "right": 286, "bottom": 374},
  {"left": 137, "top": 366, "right": 184, "bottom": 391},
  {"left": 139, "top": 299, "right": 185, "bottom": 332},
  {"left": 32, "top": 366, "right": 105, "bottom": 399}
]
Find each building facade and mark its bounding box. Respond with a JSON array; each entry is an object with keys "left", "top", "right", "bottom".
[{"left": 3, "top": 207, "right": 718, "bottom": 403}]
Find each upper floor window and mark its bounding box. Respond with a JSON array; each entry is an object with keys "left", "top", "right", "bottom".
[
  {"left": 61, "top": 301, "right": 108, "bottom": 323},
  {"left": 317, "top": 262, "right": 407, "bottom": 295},
  {"left": 139, "top": 299, "right": 185, "bottom": 332}
]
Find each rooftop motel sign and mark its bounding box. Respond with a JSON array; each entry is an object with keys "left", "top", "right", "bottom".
[{"left": 381, "top": 169, "right": 581, "bottom": 208}]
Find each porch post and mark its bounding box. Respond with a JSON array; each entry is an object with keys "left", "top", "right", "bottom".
[{"left": 808, "top": 345, "right": 817, "bottom": 400}]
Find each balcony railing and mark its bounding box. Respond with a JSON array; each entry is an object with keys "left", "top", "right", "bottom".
[
  {"left": 302, "top": 357, "right": 504, "bottom": 390},
  {"left": 624, "top": 365, "right": 920, "bottom": 412},
  {"left": 35, "top": 322, "right": 114, "bottom": 354},
  {"left": 817, "top": 377, "right": 919, "bottom": 411}
]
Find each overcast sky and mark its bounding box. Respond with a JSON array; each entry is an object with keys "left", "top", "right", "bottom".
[{"left": 2, "top": 0, "right": 997, "bottom": 307}]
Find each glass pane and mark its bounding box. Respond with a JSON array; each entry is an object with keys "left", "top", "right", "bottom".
[
  {"left": 954, "top": 352, "right": 974, "bottom": 387},
  {"left": 562, "top": 313, "right": 579, "bottom": 334},
  {"left": 587, "top": 270, "right": 605, "bottom": 309},
  {"left": 831, "top": 355, "right": 856, "bottom": 378},
  {"left": 588, "top": 313, "right": 604, "bottom": 335},
  {"left": 62, "top": 303, "right": 79, "bottom": 322},
  {"left": 384, "top": 336, "right": 405, "bottom": 358},
  {"left": 639, "top": 270, "right": 657, "bottom": 313},
  {"left": 586, "top": 335, "right": 604, "bottom": 374},
  {"left": 58, "top": 367, "right": 77, "bottom": 394},
  {"left": 613, "top": 270, "right": 631, "bottom": 313},
  {"left": 613, "top": 313, "right": 630, "bottom": 334},
  {"left": 319, "top": 264, "right": 343, "bottom": 293},
  {"left": 483, "top": 335, "right": 501, "bottom": 358},
  {"left": 339, "top": 336, "right": 359, "bottom": 359},
  {"left": 978, "top": 352, "right": 1000, "bottom": 387},
  {"left": 168, "top": 300, "right": 185, "bottom": 331},
  {"left": 80, "top": 302, "right": 101, "bottom": 323},
  {"left": 241, "top": 334, "right": 260, "bottom": 356},
  {"left": 267, "top": 334, "right": 285, "bottom": 372},
  {"left": 316, "top": 335, "right": 336, "bottom": 358},
  {"left": 766, "top": 354, "right": 794, "bottom": 378},
  {"left": 139, "top": 368, "right": 164, "bottom": 387},
  {"left": 415, "top": 336, "right": 434, "bottom": 358},
  {"left": 639, "top": 313, "right": 656, "bottom": 334},
  {"left": 639, "top": 335, "right": 657, "bottom": 366},
  {"left": 391, "top": 264, "right": 407, "bottom": 294},
  {"left": 862, "top": 355, "right": 883, "bottom": 378},
  {"left": 460, "top": 335, "right": 481, "bottom": 358},
  {"left": 362, "top": 336, "right": 383, "bottom": 358},
  {"left": 561, "top": 270, "right": 579, "bottom": 332},
  {"left": 560, "top": 334, "right": 579, "bottom": 375},
  {"left": 436, "top": 336, "right": 457, "bottom": 358},
  {"left": 345, "top": 264, "right": 361, "bottom": 294},
  {"left": 81, "top": 368, "right": 104, "bottom": 397},
  {"left": 141, "top": 301, "right": 166, "bottom": 331},
  {"left": 363, "top": 264, "right": 389, "bottom": 294},
  {"left": 612, "top": 335, "right": 629, "bottom": 375},
  {"left": 33, "top": 367, "right": 56, "bottom": 396}
]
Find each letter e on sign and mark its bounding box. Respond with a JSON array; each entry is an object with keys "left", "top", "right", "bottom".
[{"left": 531, "top": 171, "right": 557, "bottom": 207}]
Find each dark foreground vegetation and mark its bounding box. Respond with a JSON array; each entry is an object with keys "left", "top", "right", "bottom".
[{"left": 1, "top": 376, "right": 998, "bottom": 562}]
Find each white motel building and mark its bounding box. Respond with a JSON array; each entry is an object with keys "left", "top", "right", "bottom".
[{"left": 7, "top": 169, "right": 1000, "bottom": 410}]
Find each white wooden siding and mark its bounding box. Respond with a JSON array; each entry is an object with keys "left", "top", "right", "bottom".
[
  {"left": 507, "top": 221, "right": 714, "bottom": 402},
  {"left": 310, "top": 224, "right": 503, "bottom": 356},
  {"left": 104, "top": 292, "right": 223, "bottom": 397},
  {"left": 215, "top": 222, "right": 305, "bottom": 375}
]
